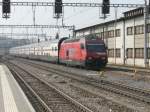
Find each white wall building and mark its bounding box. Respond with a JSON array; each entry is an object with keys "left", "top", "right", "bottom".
[{"left": 75, "top": 8, "right": 150, "bottom": 68}]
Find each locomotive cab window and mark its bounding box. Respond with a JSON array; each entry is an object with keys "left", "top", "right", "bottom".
[{"left": 87, "top": 44, "right": 106, "bottom": 52}]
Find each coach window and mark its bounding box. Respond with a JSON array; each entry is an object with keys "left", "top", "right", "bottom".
[{"left": 127, "top": 27, "right": 133, "bottom": 35}]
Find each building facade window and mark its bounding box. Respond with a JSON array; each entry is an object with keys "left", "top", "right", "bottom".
[
  {"left": 126, "top": 48, "right": 133, "bottom": 58},
  {"left": 108, "top": 30, "right": 114, "bottom": 38},
  {"left": 127, "top": 27, "right": 133, "bottom": 35},
  {"left": 115, "top": 29, "right": 121, "bottom": 37},
  {"left": 108, "top": 49, "right": 121, "bottom": 58},
  {"left": 127, "top": 24, "right": 150, "bottom": 35},
  {"left": 126, "top": 48, "right": 149, "bottom": 59},
  {"left": 134, "top": 25, "right": 144, "bottom": 35},
  {"left": 115, "top": 49, "right": 121, "bottom": 58},
  {"left": 103, "top": 31, "right": 108, "bottom": 39},
  {"left": 135, "top": 48, "right": 144, "bottom": 58},
  {"left": 108, "top": 49, "right": 114, "bottom": 57}
]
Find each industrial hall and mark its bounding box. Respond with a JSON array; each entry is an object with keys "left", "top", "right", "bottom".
[{"left": 75, "top": 7, "right": 150, "bottom": 68}]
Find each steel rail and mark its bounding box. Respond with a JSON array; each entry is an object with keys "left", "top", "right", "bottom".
[
  {"left": 17, "top": 58, "right": 150, "bottom": 104},
  {"left": 7, "top": 62, "right": 53, "bottom": 112},
  {"left": 6, "top": 60, "right": 94, "bottom": 112}
]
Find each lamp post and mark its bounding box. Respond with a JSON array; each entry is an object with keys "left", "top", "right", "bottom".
[{"left": 144, "top": 0, "right": 149, "bottom": 67}]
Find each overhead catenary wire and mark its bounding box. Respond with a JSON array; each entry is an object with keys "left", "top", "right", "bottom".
[
  {"left": 63, "top": 7, "right": 94, "bottom": 21},
  {"left": 0, "top": 2, "right": 145, "bottom": 8}
]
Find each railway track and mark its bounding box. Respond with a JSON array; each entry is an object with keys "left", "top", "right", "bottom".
[
  {"left": 5, "top": 61, "right": 93, "bottom": 112},
  {"left": 12, "top": 58, "right": 150, "bottom": 104}
]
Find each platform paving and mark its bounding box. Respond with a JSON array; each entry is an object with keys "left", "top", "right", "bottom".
[{"left": 0, "top": 64, "right": 35, "bottom": 112}]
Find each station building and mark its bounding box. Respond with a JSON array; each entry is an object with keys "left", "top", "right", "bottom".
[{"left": 75, "top": 8, "right": 150, "bottom": 68}]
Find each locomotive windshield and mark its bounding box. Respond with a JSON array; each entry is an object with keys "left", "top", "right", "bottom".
[{"left": 86, "top": 44, "right": 106, "bottom": 52}]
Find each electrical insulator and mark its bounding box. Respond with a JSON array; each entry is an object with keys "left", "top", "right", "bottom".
[
  {"left": 2, "top": 0, "right": 11, "bottom": 18},
  {"left": 55, "top": 33, "right": 59, "bottom": 39},
  {"left": 38, "top": 38, "right": 40, "bottom": 43},
  {"left": 102, "top": 0, "right": 110, "bottom": 14}
]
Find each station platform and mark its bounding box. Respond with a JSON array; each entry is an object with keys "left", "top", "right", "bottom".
[{"left": 0, "top": 64, "right": 35, "bottom": 112}]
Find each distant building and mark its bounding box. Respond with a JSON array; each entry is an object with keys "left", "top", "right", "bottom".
[{"left": 75, "top": 8, "right": 150, "bottom": 68}]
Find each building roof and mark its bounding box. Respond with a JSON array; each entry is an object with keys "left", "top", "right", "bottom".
[
  {"left": 75, "top": 17, "right": 124, "bottom": 32},
  {"left": 75, "top": 7, "right": 145, "bottom": 32}
]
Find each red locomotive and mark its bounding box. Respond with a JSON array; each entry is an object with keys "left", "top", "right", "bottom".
[{"left": 59, "top": 36, "right": 108, "bottom": 68}]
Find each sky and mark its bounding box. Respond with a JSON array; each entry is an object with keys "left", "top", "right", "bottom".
[{"left": 0, "top": 0, "right": 146, "bottom": 39}]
